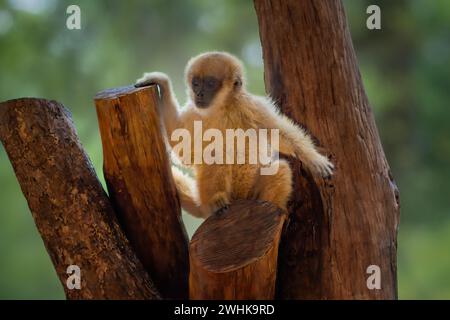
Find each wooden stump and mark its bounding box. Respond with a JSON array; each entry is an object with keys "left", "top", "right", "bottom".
[
  {"left": 95, "top": 85, "right": 189, "bottom": 299},
  {"left": 189, "top": 200, "right": 286, "bottom": 299},
  {"left": 0, "top": 98, "right": 160, "bottom": 299}
]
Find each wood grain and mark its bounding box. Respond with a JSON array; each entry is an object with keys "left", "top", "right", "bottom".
[
  {"left": 95, "top": 85, "right": 189, "bottom": 299},
  {"left": 189, "top": 200, "right": 286, "bottom": 299},
  {"left": 254, "top": 0, "right": 400, "bottom": 299}
]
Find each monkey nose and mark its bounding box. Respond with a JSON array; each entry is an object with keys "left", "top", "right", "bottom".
[{"left": 196, "top": 92, "right": 204, "bottom": 98}]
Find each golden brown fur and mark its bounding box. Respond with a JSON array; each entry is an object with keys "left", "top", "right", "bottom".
[{"left": 136, "top": 52, "right": 333, "bottom": 218}]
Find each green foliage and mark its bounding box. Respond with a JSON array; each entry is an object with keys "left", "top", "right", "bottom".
[{"left": 0, "top": 0, "right": 449, "bottom": 299}]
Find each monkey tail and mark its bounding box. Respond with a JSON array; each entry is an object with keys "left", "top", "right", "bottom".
[{"left": 171, "top": 166, "right": 209, "bottom": 219}]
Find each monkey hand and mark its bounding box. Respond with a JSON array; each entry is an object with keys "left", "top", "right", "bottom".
[
  {"left": 135, "top": 71, "right": 170, "bottom": 89},
  {"left": 304, "top": 153, "right": 334, "bottom": 178},
  {"left": 208, "top": 191, "right": 230, "bottom": 216}
]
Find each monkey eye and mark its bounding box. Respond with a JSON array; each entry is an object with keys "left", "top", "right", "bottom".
[
  {"left": 205, "top": 79, "right": 217, "bottom": 89},
  {"left": 192, "top": 78, "right": 200, "bottom": 87}
]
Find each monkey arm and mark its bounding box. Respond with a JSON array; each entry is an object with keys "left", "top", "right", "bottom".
[
  {"left": 171, "top": 166, "right": 209, "bottom": 218},
  {"left": 136, "top": 72, "right": 184, "bottom": 143},
  {"left": 255, "top": 99, "right": 334, "bottom": 177}
]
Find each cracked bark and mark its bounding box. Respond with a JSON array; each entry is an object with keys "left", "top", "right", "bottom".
[
  {"left": 254, "top": 0, "right": 400, "bottom": 299},
  {"left": 0, "top": 98, "right": 160, "bottom": 299}
]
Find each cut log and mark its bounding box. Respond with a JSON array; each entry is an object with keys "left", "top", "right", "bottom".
[
  {"left": 95, "top": 85, "right": 189, "bottom": 299},
  {"left": 254, "top": 0, "right": 400, "bottom": 299},
  {"left": 0, "top": 98, "right": 160, "bottom": 299},
  {"left": 189, "top": 200, "right": 286, "bottom": 299}
]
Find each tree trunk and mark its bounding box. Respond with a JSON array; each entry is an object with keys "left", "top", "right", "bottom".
[
  {"left": 189, "top": 200, "right": 285, "bottom": 299},
  {"left": 254, "top": 0, "right": 400, "bottom": 299},
  {"left": 95, "top": 85, "right": 189, "bottom": 299},
  {"left": 0, "top": 98, "right": 160, "bottom": 299}
]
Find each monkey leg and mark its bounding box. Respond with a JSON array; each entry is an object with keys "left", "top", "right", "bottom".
[
  {"left": 196, "top": 164, "right": 232, "bottom": 216},
  {"left": 253, "top": 159, "right": 293, "bottom": 210},
  {"left": 171, "top": 166, "right": 209, "bottom": 218}
]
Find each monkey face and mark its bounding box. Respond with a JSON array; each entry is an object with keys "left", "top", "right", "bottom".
[
  {"left": 191, "top": 76, "right": 222, "bottom": 108},
  {"left": 186, "top": 52, "right": 244, "bottom": 110}
]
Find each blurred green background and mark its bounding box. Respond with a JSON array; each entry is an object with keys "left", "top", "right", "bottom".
[{"left": 0, "top": 0, "right": 449, "bottom": 299}]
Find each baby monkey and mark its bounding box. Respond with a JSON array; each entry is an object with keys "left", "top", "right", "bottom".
[{"left": 136, "top": 52, "right": 333, "bottom": 218}]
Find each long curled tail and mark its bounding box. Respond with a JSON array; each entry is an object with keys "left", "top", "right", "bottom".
[{"left": 171, "top": 166, "right": 209, "bottom": 218}]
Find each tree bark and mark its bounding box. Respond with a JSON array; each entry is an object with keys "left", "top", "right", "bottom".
[
  {"left": 189, "top": 200, "right": 285, "bottom": 299},
  {"left": 254, "top": 0, "right": 400, "bottom": 299},
  {"left": 0, "top": 98, "right": 160, "bottom": 299},
  {"left": 95, "top": 85, "right": 189, "bottom": 299}
]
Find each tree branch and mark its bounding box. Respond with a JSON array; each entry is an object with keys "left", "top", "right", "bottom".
[
  {"left": 255, "top": 0, "right": 400, "bottom": 299},
  {"left": 0, "top": 98, "right": 160, "bottom": 299}
]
